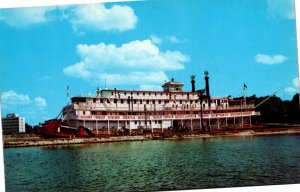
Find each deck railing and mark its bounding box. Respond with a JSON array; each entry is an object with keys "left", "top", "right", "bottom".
[
  {"left": 71, "top": 104, "right": 256, "bottom": 112},
  {"left": 65, "top": 111, "right": 257, "bottom": 121}
]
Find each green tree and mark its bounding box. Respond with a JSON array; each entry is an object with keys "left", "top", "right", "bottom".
[{"left": 25, "top": 123, "right": 33, "bottom": 133}]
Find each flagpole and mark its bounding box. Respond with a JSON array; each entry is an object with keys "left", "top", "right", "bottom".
[
  {"left": 67, "top": 85, "right": 70, "bottom": 104},
  {"left": 243, "top": 83, "right": 247, "bottom": 105}
]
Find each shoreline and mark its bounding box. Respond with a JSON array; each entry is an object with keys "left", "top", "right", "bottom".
[{"left": 3, "top": 128, "right": 300, "bottom": 148}]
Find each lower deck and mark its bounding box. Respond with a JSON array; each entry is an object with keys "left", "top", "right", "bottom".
[{"left": 66, "top": 114, "right": 259, "bottom": 135}]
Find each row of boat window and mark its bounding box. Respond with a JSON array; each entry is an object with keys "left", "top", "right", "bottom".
[
  {"left": 114, "top": 99, "right": 200, "bottom": 104},
  {"left": 74, "top": 108, "right": 252, "bottom": 117},
  {"left": 89, "top": 109, "right": 248, "bottom": 116},
  {"left": 110, "top": 91, "right": 197, "bottom": 97},
  {"left": 134, "top": 121, "right": 162, "bottom": 124},
  {"left": 95, "top": 99, "right": 208, "bottom": 104},
  {"left": 90, "top": 99, "right": 228, "bottom": 105}
]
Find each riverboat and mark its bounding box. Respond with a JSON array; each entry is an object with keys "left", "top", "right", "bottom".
[{"left": 40, "top": 71, "right": 261, "bottom": 137}]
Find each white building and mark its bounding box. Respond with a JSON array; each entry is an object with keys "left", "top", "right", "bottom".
[{"left": 2, "top": 113, "right": 26, "bottom": 135}]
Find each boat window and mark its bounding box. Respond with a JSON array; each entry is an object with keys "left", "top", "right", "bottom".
[{"left": 121, "top": 99, "right": 124, "bottom": 104}]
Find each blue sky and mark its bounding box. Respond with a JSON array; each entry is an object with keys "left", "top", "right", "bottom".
[{"left": 0, "top": 0, "right": 298, "bottom": 125}]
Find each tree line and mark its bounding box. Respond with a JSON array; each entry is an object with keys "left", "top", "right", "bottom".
[{"left": 236, "top": 93, "right": 300, "bottom": 124}]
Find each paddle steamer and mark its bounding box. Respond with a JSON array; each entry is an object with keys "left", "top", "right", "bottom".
[{"left": 40, "top": 71, "right": 260, "bottom": 137}]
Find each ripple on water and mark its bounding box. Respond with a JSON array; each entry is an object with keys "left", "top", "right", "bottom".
[{"left": 4, "top": 135, "right": 300, "bottom": 191}]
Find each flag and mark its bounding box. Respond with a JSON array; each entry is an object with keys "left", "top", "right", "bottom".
[
  {"left": 243, "top": 83, "right": 247, "bottom": 89},
  {"left": 67, "top": 85, "right": 69, "bottom": 98}
]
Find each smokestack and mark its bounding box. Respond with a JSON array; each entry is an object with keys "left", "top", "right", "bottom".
[
  {"left": 204, "top": 71, "right": 211, "bottom": 108},
  {"left": 190, "top": 75, "right": 196, "bottom": 92}
]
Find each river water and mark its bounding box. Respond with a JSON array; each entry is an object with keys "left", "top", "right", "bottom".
[{"left": 4, "top": 135, "right": 300, "bottom": 191}]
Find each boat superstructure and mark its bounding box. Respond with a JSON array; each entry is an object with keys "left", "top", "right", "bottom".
[{"left": 57, "top": 72, "right": 260, "bottom": 136}]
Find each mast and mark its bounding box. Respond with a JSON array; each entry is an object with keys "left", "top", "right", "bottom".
[
  {"left": 243, "top": 83, "right": 247, "bottom": 105},
  {"left": 67, "top": 85, "right": 69, "bottom": 104}
]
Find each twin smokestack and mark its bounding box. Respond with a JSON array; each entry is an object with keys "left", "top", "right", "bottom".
[{"left": 190, "top": 71, "right": 211, "bottom": 107}]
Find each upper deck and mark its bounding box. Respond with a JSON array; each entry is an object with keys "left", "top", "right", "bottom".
[{"left": 64, "top": 77, "right": 255, "bottom": 116}]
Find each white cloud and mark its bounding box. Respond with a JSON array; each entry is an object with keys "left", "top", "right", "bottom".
[
  {"left": 284, "top": 77, "right": 299, "bottom": 94},
  {"left": 1, "top": 91, "right": 47, "bottom": 124},
  {"left": 1, "top": 90, "right": 47, "bottom": 109},
  {"left": 64, "top": 40, "right": 188, "bottom": 74},
  {"left": 99, "top": 71, "right": 168, "bottom": 86},
  {"left": 293, "top": 77, "right": 299, "bottom": 87},
  {"left": 267, "top": 0, "right": 295, "bottom": 20},
  {"left": 167, "top": 35, "right": 180, "bottom": 43},
  {"left": 63, "top": 62, "right": 91, "bottom": 79},
  {"left": 255, "top": 54, "right": 288, "bottom": 65},
  {"left": 34, "top": 97, "right": 47, "bottom": 108},
  {"left": 71, "top": 4, "right": 137, "bottom": 33},
  {"left": 0, "top": 4, "right": 137, "bottom": 33},
  {"left": 1, "top": 90, "right": 30, "bottom": 106},
  {"left": 284, "top": 87, "right": 297, "bottom": 93},
  {"left": 0, "top": 7, "right": 56, "bottom": 27},
  {"left": 63, "top": 39, "right": 189, "bottom": 87},
  {"left": 166, "top": 35, "right": 187, "bottom": 43},
  {"left": 139, "top": 84, "right": 163, "bottom": 91},
  {"left": 150, "top": 34, "right": 163, "bottom": 45},
  {"left": 150, "top": 35, "right": 187, "bottom": 45}
]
